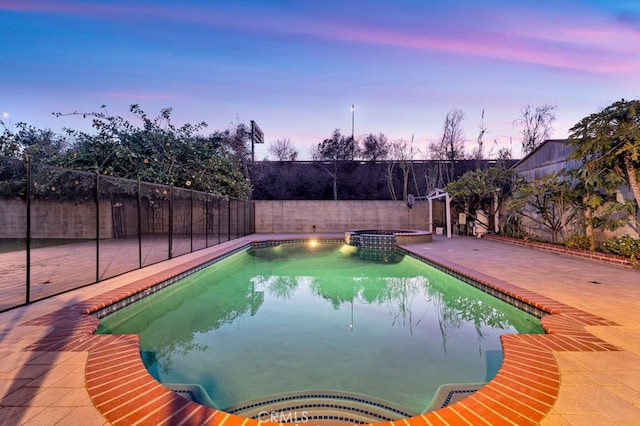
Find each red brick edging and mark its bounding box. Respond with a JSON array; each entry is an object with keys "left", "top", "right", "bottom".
[
  {"left": 18, "top": 237, "right": 620, "bottom": 425},
  {"left": 484, "top": 235, "right": 637, "bottom": 269}
]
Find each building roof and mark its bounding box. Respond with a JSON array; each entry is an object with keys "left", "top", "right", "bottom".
[
  {"left": 512, "top": 139, "right": 573, "bottom": 172},
  {"left": 511, "top": 139, "right": 580, "bottom": 181}
]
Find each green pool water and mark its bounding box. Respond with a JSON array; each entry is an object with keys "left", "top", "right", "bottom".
[{"left": 97, "top": 242, "right": 543, "bottom": 414}]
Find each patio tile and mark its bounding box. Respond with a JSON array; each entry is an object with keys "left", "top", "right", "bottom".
[
  {"left": 2, "top": 234, "right": 640, "bottom": 424},
  {"left": 538, "top": 410, "right": 572, "bottom": 425},
  {"left": 554, "top": 352, "right": 589, "bottom": 371},
  {"left": 604, "top": 384, "right": 640, "bottom": 406},
  {"left": 0, "top": 364, "right": 51, "bottom": 382},
  {"left": 561, "top": 351, "right": 640, "bottom": 371},
  {"left": 0, "top": 387, "right": 45, "bottom": 407},
  {"left": 59, "top": 406, "right": 109, "bottom": 426},
  {"left": 21, "top": 406, "right": 75, "bottom": 426},
  {"left": 25, "top": 364, "right": 78, "bottom": 388},
  {"left": 0, "top": 379, "right": 31, "bottom": 400},
  {"left": 0, "top": 406, "right": 47, "bottom": 425},
  {"left": 53, "top": 387, "right": 93, "bottom": 407},
  {"left": 611, "top": 371, "right": 640, "bottom": 392}
]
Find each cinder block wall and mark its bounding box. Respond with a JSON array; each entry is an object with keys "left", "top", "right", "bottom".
[
  {"left": 255, "top": 200, "right": 430, "bottom": 233},
  {"left": 0, "top": 199, "right": 113, "bottom": 239}
]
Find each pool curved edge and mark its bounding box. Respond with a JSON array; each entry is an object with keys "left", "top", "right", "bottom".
[{"left": 21, "top": 236, "right": 621, "bottom": 425}]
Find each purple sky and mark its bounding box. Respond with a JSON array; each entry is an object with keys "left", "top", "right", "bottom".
[{"left": 1, "top": 0, "right": 639, "bottom": 159}]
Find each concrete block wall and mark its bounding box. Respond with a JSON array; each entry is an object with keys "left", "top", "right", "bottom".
[
  {"left": 0, "top": 199, "right": 113, "bottom": 239},
  {"left": 2, "top": 198, "right": 433, "bottom": 239},
  {"left": 255, "top": 200, "right": 430, "bottom": 233}
]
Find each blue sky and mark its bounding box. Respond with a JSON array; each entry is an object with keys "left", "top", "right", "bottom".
[{"left": 1, "top": 0, "right": 639, "bottom": 159}]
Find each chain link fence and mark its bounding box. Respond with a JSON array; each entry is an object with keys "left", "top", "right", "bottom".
[{"left": 0, "top": 156, "right": 254, "bottom": 312}]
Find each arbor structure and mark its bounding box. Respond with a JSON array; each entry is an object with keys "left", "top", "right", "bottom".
[{"left": 568, "top": 99, "right": 640, "bottom": 234}]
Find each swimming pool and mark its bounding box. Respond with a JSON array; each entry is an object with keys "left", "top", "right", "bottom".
[{"left": 96, "top": 242, "right": 543, "bottom": 418}]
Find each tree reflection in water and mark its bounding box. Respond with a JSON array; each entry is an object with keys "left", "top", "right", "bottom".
[
  {"left": 246, "top": 248, "right": 516, "bottom": 356},
  {"left": 98, "top": 243, "right": 542, "bottom": 411}
]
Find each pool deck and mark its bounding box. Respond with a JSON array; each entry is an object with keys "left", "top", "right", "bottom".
[{"left": 1, "top": 233, "right": 639, "bottom": 425}]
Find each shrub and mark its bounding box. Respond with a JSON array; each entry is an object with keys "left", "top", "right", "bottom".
[
  {"left": 565, "top": 233, "right": 591, "bottom": 250},
  {"left": 501, "top": 214, "right": 528, "bottom": 239},
  {"left": 600, "top": 235, "right": 640, "bottom": 260}
]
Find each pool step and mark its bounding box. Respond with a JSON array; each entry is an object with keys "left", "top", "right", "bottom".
[{"left": 223, "top": 390, "right": 418, "bottom": 425}]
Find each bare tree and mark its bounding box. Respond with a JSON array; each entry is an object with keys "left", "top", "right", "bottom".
[
  {"left": 488, "top": 137, "right": 514, "bottom": 162},
  {"left": 387, "top": 137, "right": 420, "bottom": 200},
  {"left": 267, "top": 138, "right": 298, "bottom": 161},
  {"left": 428, "top": 108, "right": 466, "bottom": 183},
  {"left": 515, "top": 104, "right": 557, "bottom": 155},
  {"left": 471, "top": 110, "right": 486, "bottom": 160},
  {"left": 497, "top": 147, "right": 512, "bottom": 160}
]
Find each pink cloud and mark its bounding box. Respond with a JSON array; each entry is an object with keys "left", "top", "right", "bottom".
[
  {"left": 307, "top": 14, "right": 640, "bottom": 75},
  {"left": 4, "top": 1, "right": 639, "bottom": 75}
]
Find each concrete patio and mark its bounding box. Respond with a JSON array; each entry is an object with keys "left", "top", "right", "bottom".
[{"left": 0, "top": 234, "right": 639, "bottom": 425}]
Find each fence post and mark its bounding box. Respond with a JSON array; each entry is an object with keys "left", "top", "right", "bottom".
[
  {"left": 205, "top": 196, "right": 209, "bottom": 248},
  {"left": 25, "top": 155, "right": 31, "bottom": 305},
  {"left": 95, "top": 172, "right": 100, "bottom": 282},
  {"left": 168, "top": 184, "right": 173, "bottom": 259},
  {"left": 190, "top": 188, "right": 194, "bottom": 253},
  {"left": 137, "top": 178, "right": 142, "bottom": 269},
  {"left": 217, "top": 197, "right": 221, "bottom": 245}
]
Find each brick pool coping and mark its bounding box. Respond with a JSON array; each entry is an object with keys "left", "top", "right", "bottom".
[{"left": 18, "top": 236, "right": 620, "bottom": 425}]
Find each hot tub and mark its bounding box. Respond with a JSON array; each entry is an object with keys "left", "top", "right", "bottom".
[{"left": 345, "top": 229, "right": 432, "bottom": 249}]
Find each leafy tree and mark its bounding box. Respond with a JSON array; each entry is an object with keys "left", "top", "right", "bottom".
[
  {"left": 54, "top": 104, "right": 250, "bottom": 197},
  {"left": 210, "top": 120, "right": 252, "bottom": 170},
  {"left": 312, "top": 129, "right": 357, "bottom": 200},
  {"left": 508, "top": 170, "right": 576, "bottom": 243},
  {"left": 0, "top": 120, "right": 21, "bottom": 158},
  {"left": 445, "top": 167, "right": 521, "bottom": 233},
  {"left": 361, "top": 133, "right": 389, "bottom": 162},
  {"left": 568, "top": 163, "right": 630, "bottom": 250},
  {"left": 0, "top": 120, "right": 67, "bottom": 162},
  {"left": 568, "top": 99, "right": 640, "bottom": 234},
  {"left": 515, "top": 104, "right": 556, "bottom": 155}
]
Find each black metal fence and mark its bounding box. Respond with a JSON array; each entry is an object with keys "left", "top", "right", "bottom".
[{"left": 0, "top": 156, "right": 254, "bottom": 312}]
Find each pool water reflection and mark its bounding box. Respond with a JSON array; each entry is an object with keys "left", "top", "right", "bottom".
[{"left": 97, "top": 242, "right": 543, "bottom": 414}]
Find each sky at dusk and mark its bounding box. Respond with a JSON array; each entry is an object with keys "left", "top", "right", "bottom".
[{"left": 1, "top": 0, "right": 639, "bottom": 160}]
